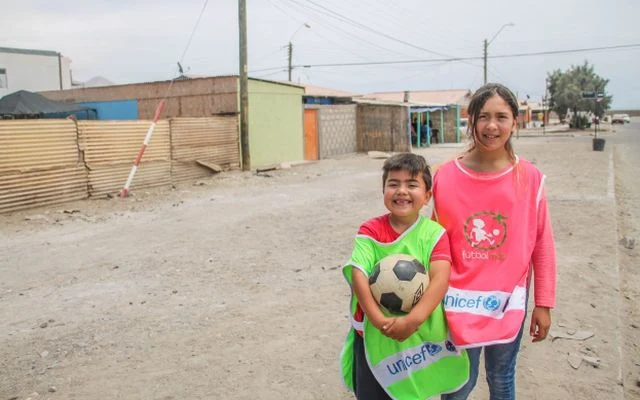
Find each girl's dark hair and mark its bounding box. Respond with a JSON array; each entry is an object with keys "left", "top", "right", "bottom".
[
  {"left": 382, "top": 153, "right": 432, "bottom": 191},
  {"left": 466, "top": 83, "right": 519, "bottom": 163}
]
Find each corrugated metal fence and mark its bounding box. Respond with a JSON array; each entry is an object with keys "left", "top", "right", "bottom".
[
  {"left": 78, "top": 120, "right": 172, "bottom": 196},
  {"left": 356, "top": 104, "right": 410, "bottom": 153},
  {"left": 0, "top": 117, "right": 239, "bottom": 213},
  {"left": 0, "top": 120, "right": 87, "bottom": 213},
  {"left": 170, "top": 117, "right": 240, "bottom": 182}
]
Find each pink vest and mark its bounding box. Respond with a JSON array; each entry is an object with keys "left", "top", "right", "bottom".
[{"left": 433, "top": 157, "right": 545, "bottom": 348}]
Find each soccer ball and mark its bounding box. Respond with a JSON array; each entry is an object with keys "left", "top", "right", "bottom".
[{"left": 368, "top": 254, "right": 429, "bottom": 314}]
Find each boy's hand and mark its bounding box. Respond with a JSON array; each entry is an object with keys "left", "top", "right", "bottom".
[
  {"left": 530, "top": 306, "right": 551, "bottom": 342},
  {"left": 374, "top": 316, "right": 396, "bottom": 334},
  {"left": 382, "top": 315, "right": 420, "bottom": 342}
]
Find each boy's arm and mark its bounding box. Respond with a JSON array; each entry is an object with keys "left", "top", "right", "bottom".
[
  {"left": 384, "top": 260, "right": 450, "bottom": 341},
  {"left": 408, "top": 259, "right": 450, "bottom": 325},
  {"left": 352, "top": 267, "right": 396, "bottom": 331}
]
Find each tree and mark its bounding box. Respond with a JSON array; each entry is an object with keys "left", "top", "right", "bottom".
[{"left": 547, "top": 61, "right": 612, "bottom": 128}]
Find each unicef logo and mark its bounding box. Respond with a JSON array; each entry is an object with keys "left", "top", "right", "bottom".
[
  {"left": 445, "top": 341, "right": 456, "bottom": 352},
  {"left": 483, "top": 295, "right": 501, "bottom": 311}
]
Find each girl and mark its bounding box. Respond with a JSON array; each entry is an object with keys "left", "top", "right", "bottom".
[{"left": 433, "top": 83, "right": 557, "bottom": 400}]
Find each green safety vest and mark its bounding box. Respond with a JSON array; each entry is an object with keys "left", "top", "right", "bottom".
[{"left": 341, "top": 216, "right": 469, "bottom": 399}]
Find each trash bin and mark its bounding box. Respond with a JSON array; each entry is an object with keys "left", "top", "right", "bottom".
[{"left": 592, "top": 138, "right": 605, "bottom": 151}]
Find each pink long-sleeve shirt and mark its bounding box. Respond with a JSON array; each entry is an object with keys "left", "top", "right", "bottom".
[{"left": 432, "top": 156, "right": 556, "bottom": 347}]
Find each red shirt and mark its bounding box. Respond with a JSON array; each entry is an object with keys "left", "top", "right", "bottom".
[{"left": 358, "top": 214, "right": 451, "bottom": 262}]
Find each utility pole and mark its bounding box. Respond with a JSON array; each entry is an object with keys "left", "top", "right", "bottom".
[
  {"left": 594, "top": 86, "right": 599, "bottom": 139},
  {"left": 543, "top": 78, "right": 548, "bottom": 135},
  {"left": 287, "top": 23, "right": 310, "bottom": 82},
  {"left": 483, "top": 23, "right": 514, "bottom": 85},
  {"left": 287, "top": 42, "right": 293, "bottom": 82},
  {"left": 483, "top": 39, "right": 488, "bottom": 85},
  {"left": 238, "top": 0, "right": 250, "bottom": 171}
]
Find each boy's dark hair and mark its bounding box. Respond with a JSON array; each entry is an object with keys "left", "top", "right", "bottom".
[{"left": 382, "top": 153, "right": 432, "bottom": 191}]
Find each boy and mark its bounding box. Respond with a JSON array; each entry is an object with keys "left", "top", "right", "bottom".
[{"left": 340, "top": 153, "right": 469, "bottom": 400}]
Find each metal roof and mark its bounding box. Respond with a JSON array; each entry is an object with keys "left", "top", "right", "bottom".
[
  {"left": 48, "top": 75, "right": 303, "bottom": 92},
  {"left": 352, "top": 97, "right": 410, "bottom": 107},
  {"left": 298, "top": 83, "right": 361, "bottom": 98},
  {"left": 0, "top": 46, "right": 59, "bottom": 57},
  {"left": 368, "top": 89, "right": 472, "bottom": 106}
]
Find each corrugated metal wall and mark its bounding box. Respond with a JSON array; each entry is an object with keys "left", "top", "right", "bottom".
[
  {"left": 0, "top": 117, "right": 241, "bottom": 213},
  {"left": 0, "top": 120, "right": 87, "bottom": 213},
  {"left": 170, "top": 117, "right": 240, "bottom": 182},
  {"left": 77, "top": 120, "right": 171, "bottom": 196},
  {"left": 356, "top": 104, "right": 411, "bottom": 153}
]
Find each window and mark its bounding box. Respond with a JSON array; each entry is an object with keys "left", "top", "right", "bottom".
[{"left": 0, "top": 68, "right": 7, "bottom": 88}]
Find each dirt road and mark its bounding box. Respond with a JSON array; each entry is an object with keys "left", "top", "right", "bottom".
[{"left": 1, "top": 130, "right": 638, "bottom": 399}]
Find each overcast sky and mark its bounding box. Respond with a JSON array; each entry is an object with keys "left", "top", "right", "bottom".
[{"left": 3, "top": 0, "right": 639, "bottom": 108}]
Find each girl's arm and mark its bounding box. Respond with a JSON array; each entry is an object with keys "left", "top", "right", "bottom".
[
  {"left": 532, "top": 187, "right": 557, "bottom": 308},
  {"left": 530, "top": 187, "right": 557, "bottom": 342}
]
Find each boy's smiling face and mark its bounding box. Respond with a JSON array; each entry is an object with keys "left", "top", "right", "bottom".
[{"left": 383, "top": 169, "right": 430, "bottom": 221}]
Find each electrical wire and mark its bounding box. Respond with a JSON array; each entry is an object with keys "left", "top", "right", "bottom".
[
  {"left": 276, "top": 43, "right": 640, "bottom": 70},
  {"left": 279, "top": 0, "right": 410, "bottom": 57},
  {"left": 162, "top": 0, "right": 210, "bottom": 100},
  {"left": 292, "top": 0, "right": 480, "bottom": 71},
  {"left": 298, "top": 0, "right": 454, "bottom": 58}
]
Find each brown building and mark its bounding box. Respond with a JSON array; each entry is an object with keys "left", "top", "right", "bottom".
[
  {"left": 40, "top": 75, "right": 241, "bottom": 119},
  {"left": 366, "top": 89, "right": 472, "bottom": 144}
]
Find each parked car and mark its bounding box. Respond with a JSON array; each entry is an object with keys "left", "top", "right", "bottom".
[{"left": 611, "top": 113, "right": 631, "bottom": 124}]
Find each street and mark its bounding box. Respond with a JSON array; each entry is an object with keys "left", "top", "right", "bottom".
[{"left": 1, "top": 124, "right": 639, "bottom": 399}]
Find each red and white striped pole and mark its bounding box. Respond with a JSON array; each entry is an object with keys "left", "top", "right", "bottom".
[{"left": 119, "top": 100, "right": 166, "bottom": 198}]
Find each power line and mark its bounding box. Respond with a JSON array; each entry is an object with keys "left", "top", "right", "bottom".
[
  {"left": 279, "top": 0, "right": 409, "bottom": 57},
  {"left": 299, "top": 0, "right": 456, "bottom": 59},
  {"left": 268, "top": 0, "right": 370, "bottom": 61},
  {"left": 163, "top": 0, "right": 210, "bottom": 99},
  {"left": 277, "top": 43, "right": 640, "bottom": 70},
  {"left": 299, "top": 0, "right": 482, "bottom": 71}
]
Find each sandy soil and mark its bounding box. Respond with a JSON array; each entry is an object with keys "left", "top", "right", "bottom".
[{"left": 1, "top": 130, "right": 638, "bottom": 400}]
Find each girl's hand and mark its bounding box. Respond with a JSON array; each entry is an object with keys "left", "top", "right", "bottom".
[{"left": 530, "top": 306, "right": 551, "bottom": 342}]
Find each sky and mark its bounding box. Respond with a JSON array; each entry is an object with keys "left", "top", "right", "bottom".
[{"left": 2, "top": 0, "right": 640, "bottom": 108}]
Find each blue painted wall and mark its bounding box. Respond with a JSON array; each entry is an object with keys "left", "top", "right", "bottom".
[
  {"left": 303, "top": 97, "right": 332, "bottom": 105},
  {"left": 76, "top": 99, "right": 138, "bottom": 120}
]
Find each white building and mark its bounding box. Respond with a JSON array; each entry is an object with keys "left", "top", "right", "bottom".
[{"left": 0, "top": 46, "right": 72, "bottom": 97}]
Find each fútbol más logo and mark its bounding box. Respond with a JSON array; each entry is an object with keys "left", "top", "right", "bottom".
[{"left": 464, "top": 211, "right": 507, "bottom": 251}]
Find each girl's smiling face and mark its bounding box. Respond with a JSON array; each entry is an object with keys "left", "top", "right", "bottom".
[{"left": 473, "top": 94, "right": 517, "bottom": 152}]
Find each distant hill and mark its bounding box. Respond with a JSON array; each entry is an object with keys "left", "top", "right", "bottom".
[
  {"left": 609, "top": 109, "right": 640, "bottom": 117},
  {"left": 72, "top": 76, "right": 115, "bottom": 88}
]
